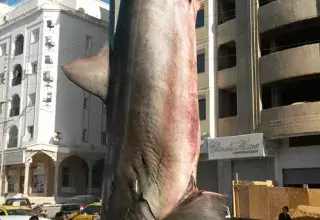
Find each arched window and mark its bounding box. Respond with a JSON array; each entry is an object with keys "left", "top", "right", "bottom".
[
  {"left": 12, "top": 64, "right": 22, "bottom": 86},
  {"left": 10, "top": 94, "right": 20, "bottom": 117},
  {"left": 14, "top": 35, "right": 24, "bottom": 56},
  {"left": 8, "top": 125, "right": 18, "bottom": 148}
]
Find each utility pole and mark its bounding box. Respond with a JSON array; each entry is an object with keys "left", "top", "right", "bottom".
[
  {"left": 0, "top": 53, "right": 9, "bottom": 196},
  {"left": 0, "top": 121, "right": 4, "bottom": 196}
]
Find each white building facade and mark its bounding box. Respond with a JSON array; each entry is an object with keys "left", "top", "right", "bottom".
[{"left": 0, "top": 0, "right": 109, "bottom": 203}]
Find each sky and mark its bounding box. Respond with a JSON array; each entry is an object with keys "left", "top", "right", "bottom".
[{"left": 6, "top": 0, "right": 109, "bottom": 6}]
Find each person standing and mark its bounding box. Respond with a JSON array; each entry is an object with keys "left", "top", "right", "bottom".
[
  {"left": 279, "top": 206, "right": 292, "bottom": 220},
  {"left": 55, "top": 211, "right": 67, "bottom": 220}
]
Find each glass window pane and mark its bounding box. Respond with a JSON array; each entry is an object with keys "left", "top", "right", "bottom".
[
  {"left": 198, "top": 99, "right": 206, "bottom": 120},
  {"left": 196, "top": 9, "right": 205, "bottom": 28},
  {"left": 197, "top": 53, "right": 205, "bottom": 73}
]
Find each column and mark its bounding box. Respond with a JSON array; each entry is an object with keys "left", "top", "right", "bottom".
[
  {"left": 218, "top": 160, "right": 233, "bottom": 210},
  {"left": 23, "top": 162, "right": 30, "bottom": 196},
  {"left": 4, "top": 170, "right": 8, "bottom": 195},
  {"left": 53, "top": 161, "right": 60, "bottom": 197},
  {"left": 87, "top": 162, "right": 93, "bottom": 194}
]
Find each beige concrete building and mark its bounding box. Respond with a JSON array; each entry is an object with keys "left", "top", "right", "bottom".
[{"left": 201, "top": 0, "right": 320, "bottom": 211}]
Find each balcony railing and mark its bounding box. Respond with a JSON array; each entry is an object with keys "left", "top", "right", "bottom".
[
  {"left": 7, "top": 138, "right": 18, "bottom": 148},
  {"left": 9, "top": 108, "right": 19, "bottom": 117},
  {"left": 11, "top": 77, "right": 21, "bottom": 86}
]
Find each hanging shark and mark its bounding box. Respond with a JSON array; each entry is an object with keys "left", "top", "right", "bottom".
[{"left": 62, "top": 0, "right": 226, "bottom": 219}]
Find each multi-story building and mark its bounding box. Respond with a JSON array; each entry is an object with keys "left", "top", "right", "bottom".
[
  {"left": 0, "top": 0, "right": 109, "bottom": 203},
  {"left": 194, "top": 0, "right": 220, "bottom": 195},
  {"left": 200, "top": 0, "right": 320, "bottom": 209}
]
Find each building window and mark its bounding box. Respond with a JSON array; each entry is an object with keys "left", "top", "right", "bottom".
[
  {"left": 10, "top": 94, "right": 20, "bottom": 117},
  {"left": 85, "top": 35, "right": 92, "bottom": 55},
  {"left": 196, "top": 8, "right": 205, "bottom": 28},
  {"left": 0, "top": 44, "right": 6, "bottom": 56},
  {"left": 82, "top": 129, "right": 88, "bottom": 142},
  {"left": 218, "top": 87, "right": 237, "bottom": 118},
  {"left": 12, "top": 64, "right": 22, "bottom": 87},
  {"left": 14, "top": 35, "right": 24, "bottom": 56},
  {"left": 83, "top": 98, "right": 89, "bottom": 110},
  {"left": 218, "top": 41, "right": 236, "bottom": 71},
  {"left": 198, "top": 99, "right": 206, "bottom": 120},
  {"left": 8, "top": 125, "right": 18, "bottom": 148},
  {"left": 29, "top": 93, "right": 36, "bottom": 106},
  {"left": 31, "top": 165, "right": 45, "bottom": 193},
  {"left": 197, "top": 52, "right": 205, "bottom": 73},
  {"left": 32, "top": 62, "right": 37, "bottom": 74},
  {"left": 0, "top": 102, "right": 4, "bottom": 114},
  {"left": 101, "top": 131, "right": 107, "bottom": 144},
  {"left": 7, "top": 169, "right": 16, "bottom": 192},
  {"left": 31, "top": 29, "right": 39, "bottom": 44},
  {"left": 218, "top": 0, "right": 235, "bottom": 25},
  {"left": 62, "top": 166, "right": 74, "bottom": 187},
  {"left": 0, "top": 73, "right": 5, "bottom": 84},
  {"left": 27, "top": 126, "right": 34, "bottom": 138}
]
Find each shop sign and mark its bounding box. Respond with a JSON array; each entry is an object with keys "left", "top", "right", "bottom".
[
  {"left": 0, "top": 150, "right": 24, "bottom": 165},
  {"left": 208, "top": 133, "right": 268, "bottom": 160}
]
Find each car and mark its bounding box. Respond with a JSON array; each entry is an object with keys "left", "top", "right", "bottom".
[
  {"left": 67, "top": 202, "right": 101, "bottom": 220},
  {"left": 0, "top": 205, "right": 35, "bottom": 216},
  {"left": 4, "top": 198, "right": 33, "bottom": 209},
  {"left": 60, "top": 195, "right": 100, "bottom": 217},
  {"left": 0, "top": 216, "right": 50, "bottom": 220}
]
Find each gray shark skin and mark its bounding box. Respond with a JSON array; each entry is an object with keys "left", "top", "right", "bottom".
[{"left": 62, "top": 0, "right": 227, "bottom": 219}]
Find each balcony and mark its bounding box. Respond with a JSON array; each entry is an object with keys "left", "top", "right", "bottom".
[
  {"left": 9, "top": 108, "right": 19, "bottom": 117},
  {"left": 217, "top": 116, "right": 237, "bottom": 137},
  {"left": 217, "top": 66, "right": 237, "bottom": 89},
  {"left": 257, "top": 102, "right": 320, "bottom": 138},
  {"left": 217, "top": 18, "right": 236, "bottom": 46},
  {"left": 259, "top": 0, "right": 319, "bottom": 33},
  {"left": 259, "top": 44, "right": 320, "bottom": 84}
]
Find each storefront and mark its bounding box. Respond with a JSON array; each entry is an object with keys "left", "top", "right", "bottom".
[
  {"left": 274, "top": 139, "right": 320, "bottom": 188},
  {"left": 206, "top": 133, "right": 275, "bottom": 208}
]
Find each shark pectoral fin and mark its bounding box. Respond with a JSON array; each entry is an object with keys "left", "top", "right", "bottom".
[
  {"left": 164, "top": 191, "right": 227, "bottom": 220},
  {"left": 62, "top": 43, "right": 111, "bottom": 102}
]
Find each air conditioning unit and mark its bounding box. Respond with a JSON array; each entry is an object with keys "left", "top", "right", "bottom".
[
  {"left": 45, "top": 55, "right": 53, "bottom": 64},
  {"left": 45, "top": 36, "right": 55, "bottom": 49},
  {"left": 43, "top": 71, "right": 53, "bottom": 83},
  {"left": 52, "top": 132, "right": 62, "bottom": 143},
  {"left": 3, "top": 16, "right": 9, "bottom": 23},
  {"left": 47, "top": 20, "right": 54, "bottom": 28},
  {"left": 43, "top": 91, "right": 52, "bottom": 103}
]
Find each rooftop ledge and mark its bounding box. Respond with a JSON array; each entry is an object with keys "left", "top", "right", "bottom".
[{"left": 0, "top": 1, "right": 108, "bottom": 29}]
